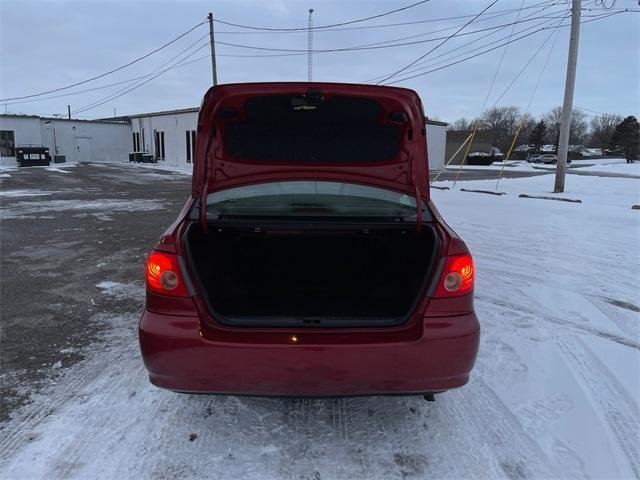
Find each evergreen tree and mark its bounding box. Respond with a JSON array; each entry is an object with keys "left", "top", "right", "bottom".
[
  {"left": 612, "top": 116, "right": 640, "bottom": 163},
  {"left": 528, "top": 120, "right": 547, "bottom": 152}
]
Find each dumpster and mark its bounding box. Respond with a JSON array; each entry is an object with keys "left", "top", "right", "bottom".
[{"left": 16, "top": 145, "right": 51, "bottom": 167}]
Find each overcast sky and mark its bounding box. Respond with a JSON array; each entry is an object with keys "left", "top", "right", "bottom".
[{"left": 1, "top": 0, "right": 638, "bottom": 122}]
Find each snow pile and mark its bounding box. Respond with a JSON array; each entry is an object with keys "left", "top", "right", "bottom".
[
  {"left": 45, "top": 166, "right": 73, "bottom": 174},
  {"left": 0, "top": 174, "right": 638, "bottom": 479},
  {"left": 578, "top": 158, "right": 640, "bottom": 176},
  {"left": 115, "top": 161, "right": 193, "bottom": 176},
  {"left": 439, "top": 172, "right": 639, "bottom": 210}
]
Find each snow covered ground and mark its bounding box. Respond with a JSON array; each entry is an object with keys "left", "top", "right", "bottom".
[
  {"left": 443, "top": 157, "right": 640, "bottom": 176},
  {"left": 0, "top": 172, "right": 638, "bottom": 479},
  {"left": 577, "top": 158, "right": 640, "bottom": 176}
]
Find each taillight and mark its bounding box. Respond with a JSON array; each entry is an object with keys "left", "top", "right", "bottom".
[
  {"left": 146, "top": 251, "right": 189, "bottom": 297},
  {"left": 434, "top": 254, "right": 474, "bottom": 298}
]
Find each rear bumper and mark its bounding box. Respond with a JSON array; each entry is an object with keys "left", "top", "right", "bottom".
[{"left": 139, "top": 312, "right": 480, "bottom": 396}]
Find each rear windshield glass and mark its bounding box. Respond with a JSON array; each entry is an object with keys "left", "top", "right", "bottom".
[
  {"left": 206, "top": 181, "right": 419, "bottom": 219},
  {"left": 223, "top": 95, "right": 402, "bottom": 163}
]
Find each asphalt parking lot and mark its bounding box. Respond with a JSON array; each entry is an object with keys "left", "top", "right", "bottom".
[
  {"left": 0, "top": 164, "right": 192, "bottom": 421},
  {"left": 0, "top": 162, "right": 549, "bottom": 421}
]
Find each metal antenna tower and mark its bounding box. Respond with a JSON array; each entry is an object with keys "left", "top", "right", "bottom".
[{"left": 308, "top": 9, "right": 314, "bottom": 82}]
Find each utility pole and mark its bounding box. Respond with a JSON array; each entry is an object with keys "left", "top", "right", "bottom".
[
  {"left": 307, "top": 9, "right": 314, "bottom": 82},
  {"left": 67, "top": 105, "right": 71, "bottom": 119},
  {"left": 554, "top": 0, "right": 581, "bottom": 193},
  {"left": 208, "top": 13, "right": 218, "bottom": 86}
]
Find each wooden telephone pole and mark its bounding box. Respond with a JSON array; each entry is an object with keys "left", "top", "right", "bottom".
[
  {"left": 554, "top": 0, "right": 581, "bottom": 193},
  {"left": 208, "top": 13, "right": 218, "bottom": 86}
]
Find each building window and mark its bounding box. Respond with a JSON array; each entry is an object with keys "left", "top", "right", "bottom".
[
  {"left": 186, "top": 130, "right": 196, "bottom": 163},
  {"left": 141, "top": 128, "right": 146, "bottom": 152},
  {"left": 0, "top": 130, "right": 16, "bottom": 157},
  {"left": 154, "top": 130, "right": 166, "bottom": 161},
  {"left": 132, "top": 132, "right": 141, "bottom": 152}
]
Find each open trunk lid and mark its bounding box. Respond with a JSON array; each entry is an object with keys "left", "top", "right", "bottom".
[{"left": 192, "top": 82, "right": 430, "bottom": 228}]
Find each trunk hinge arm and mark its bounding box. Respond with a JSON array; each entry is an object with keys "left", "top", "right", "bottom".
[
  {"left": 409, "top": 154, "right": 424, "bottom": 234},
  {"left": 198, "top": 129, "right": 216, "bottom": 233},
  {"left": 199, "top": 188, "right": 208, "bottom": 233},
  {"left": 413, "top": 180, "right": 423, "bottom": 234}
]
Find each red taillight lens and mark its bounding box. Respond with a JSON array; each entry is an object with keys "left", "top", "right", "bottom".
[
  {"left": 434, "top": 254, "right": 474, "bottom": 298},
  {"left": 146, "top": 252, "right": 188, "bottom": 297}
]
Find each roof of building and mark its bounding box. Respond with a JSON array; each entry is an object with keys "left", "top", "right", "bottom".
[
  {"left": 2, "top": 108, "right": 448, "bottom": 126},
  {"left": 425, "top": 119, "right": 448, "bottom": 127},
  {"left": 0, "top": 113, "right": 129, "bottom": 125},
  {"left": 103, "top": 108, "right": 449, "bottom": 125},
  {"left": 102, "top": 107, "right": 200, "bottom": 121}
]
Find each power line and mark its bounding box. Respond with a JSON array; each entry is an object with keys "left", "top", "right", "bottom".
[
  {"left": 72, "top": 42, "right": 209, "bottom": 116},
  {"left": 376, "top": 0, "right": 500, "bottom": 85},
  {"left": 213, "top": 0, "right": 433, "bottom": 31},
  {"left": 0, "top": 20, "right": 207, "bottom": 102},
  {"left": 4, "top": 75, "right": 157, "bottom": 106},
  {"left": 72, "top": 33, "right": 209, "bottom": 114},
  {"left": 324, "top": 2, "right": 562, "bottom": 50},
  {"left": 366, "top": 0, "right": 623, "bottom": 83},
  {"left": 48, "top": 7, "right": 581, "bottom": 113},
  {"left": 364, "top": 0, "right": 567, "bottom": 83},
  {"left": 383, "top": 9, "right": 624, "bottom": 85},
  {"left": 213, "top": 11, "right": 574, "bottom": 54},
  {"left": 213, "top": 0, "right": 559, "bottom": 34},
  {"left": 4, "top": 48, "right": 310, "bottom": 108},
  {"left": 8, "top": 7, "right": 560, "bottom": 109},
  {"left": 490, "top": 12, "right": 568, "bottom": 109}
]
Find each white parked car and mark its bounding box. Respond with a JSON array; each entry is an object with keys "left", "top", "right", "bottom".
[{"left": 528, "top": 154, "right": 571, "bottom": 164}]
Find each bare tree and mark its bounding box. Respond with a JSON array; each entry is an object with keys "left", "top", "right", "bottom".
[
  {"left": 543, "top": 106, "right": 588, "bottom": 150},
  {"left": 589, "top": 113, "right": 622, "bottom": 155},
  {"left": 448, "top": 117, "right": 474, "bottom": 131},
  {"left": 520, "top": 115, "right": 537, "bottom": 148},
  {"left": 479, "top": 106, "right": 522, "bottom": 154}
]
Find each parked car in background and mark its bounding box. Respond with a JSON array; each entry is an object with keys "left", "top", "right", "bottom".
[
  {"left": 538, "top": 154, "right": 558, "bottom": 164},
  {"left": 527, "top": 153, "right": 571, "bottom": 164},
  {"left": 139, "top": 82, "right": 480, "bottom": 399}
]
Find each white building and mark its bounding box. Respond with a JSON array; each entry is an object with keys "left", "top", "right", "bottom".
[
  {"left": 125, "top": 108, "right": 199, "bottom": 166},
  {"left": 425, "top": 120, "right": 447, "bottom": 171},
  {"left": 0, "top": 114, "right": 131, "bottom": 167}
]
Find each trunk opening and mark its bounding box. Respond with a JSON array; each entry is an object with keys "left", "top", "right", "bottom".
[{"left": 184, "top": 222, "right": 439, "bottom": 328}]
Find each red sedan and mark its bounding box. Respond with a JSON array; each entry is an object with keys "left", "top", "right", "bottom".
[{"left": 139, "top": 82, "right": 480, "bottom": 398}]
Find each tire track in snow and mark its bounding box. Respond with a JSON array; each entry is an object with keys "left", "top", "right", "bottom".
[
  {"left": 479, "top": 294, "right": 639, "bottom": 351},
  {"left": 557, "top": 336, "right": 640, "bottom": 477},
  {"left": 443, "top": 378, "right": 556, "bottom": 479},
  {"left": 513, "top": 284, "right": 640, "bottom": 477}
]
